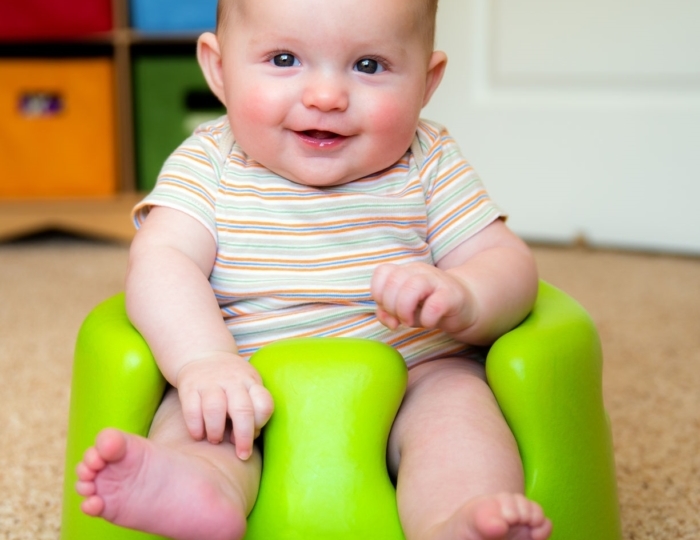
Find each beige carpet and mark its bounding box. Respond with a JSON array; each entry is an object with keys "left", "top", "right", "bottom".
[{"left": 1, "top": 234, "right": 699, "bottom": 539}]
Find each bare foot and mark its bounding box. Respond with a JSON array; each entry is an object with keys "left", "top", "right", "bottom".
[
  {"left": 75, "top": 428, "right": 248, "bottom": 540},
  {"left": 440, "top": 493, "right": 552, "bottom": 540}
]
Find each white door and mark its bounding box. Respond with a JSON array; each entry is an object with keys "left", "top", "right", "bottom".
[{"left": 423, "top": 0, "right": 700, "bottom": 254}]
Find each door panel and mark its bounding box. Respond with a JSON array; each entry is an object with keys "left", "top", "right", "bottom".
[{"left": 424, "top": 0, "right": 700, "bottom": 253}]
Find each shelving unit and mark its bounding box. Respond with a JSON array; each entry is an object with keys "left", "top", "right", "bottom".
[{"left": 0, "top": 0, "right": 206, "bottom": 243}]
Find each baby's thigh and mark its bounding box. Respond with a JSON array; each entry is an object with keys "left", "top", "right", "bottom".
[
  {"left": 387, "top": 357, "right": 516, "bottom": 477},
  {"left": 146, "top": 387, "right": 263, "bottom": 512},
  {"left": 147, "top": 386, "right": 196, "bottom": 444}
]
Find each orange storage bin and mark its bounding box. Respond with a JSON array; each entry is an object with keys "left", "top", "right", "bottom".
[{"left": 0, "top": 58, "right": 117, "bottom": 199}]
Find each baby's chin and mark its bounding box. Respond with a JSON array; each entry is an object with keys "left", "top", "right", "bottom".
[{"left": 268, "top": 165, "right": 363, "bottom": 189}]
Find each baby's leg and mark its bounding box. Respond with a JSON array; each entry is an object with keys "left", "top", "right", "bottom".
[
  {"left": 388, "top": 358, "right": 552, "bottom": 540},
  {"left": 75, "top": 388, "right": 259, "bottom": 540}
]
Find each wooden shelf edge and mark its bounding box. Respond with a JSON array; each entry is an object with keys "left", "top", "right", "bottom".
[{"left": 0, "top": 193, "right": 144, "bottom": 243}]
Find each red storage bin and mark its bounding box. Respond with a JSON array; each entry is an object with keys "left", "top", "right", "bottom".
[{"left": 0, "top": 0, "right": 112, "bottom": 41}]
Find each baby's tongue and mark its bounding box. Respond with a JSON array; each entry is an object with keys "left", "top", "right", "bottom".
[{"left": 305, "top": 130, "right": 338, "bottom": 139}]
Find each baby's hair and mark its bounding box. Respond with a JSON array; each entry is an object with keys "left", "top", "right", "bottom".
[
  {"left": 217, "top": 0, "right": 439, "bottom": 51},
  {"left": 423, "top": 0, "right": 440, "bottom": 50},
  {"left": 215, "top": 0, "right": 229, "bottom": 32}
]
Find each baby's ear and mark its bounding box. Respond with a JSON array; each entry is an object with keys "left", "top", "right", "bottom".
[
  {"left": 422, "top": 51, "right": 448, "bottom": 107},
  {"left": 197, "top": 32, "right": 227, "bottom": 106}
]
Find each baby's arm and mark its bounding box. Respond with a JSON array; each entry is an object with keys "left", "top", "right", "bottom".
[
  {"left": 371, "top": 219, "right": 538, "bottom": 345},
  {"left": 126, "top": 206, "right": 273, "bottom": 459}
]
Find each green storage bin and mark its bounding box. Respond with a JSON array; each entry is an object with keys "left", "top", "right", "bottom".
[{"left": 132, "top": 55, "right": 225, "bottom": 192}]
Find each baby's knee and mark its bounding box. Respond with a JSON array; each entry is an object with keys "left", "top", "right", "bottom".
[{"left": 408, "top": 357, "right": 487, "bottom": 395}]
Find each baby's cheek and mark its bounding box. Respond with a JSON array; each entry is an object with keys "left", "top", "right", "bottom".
[
  {"left": 232, "top": 87, "right": 274, "bottom": 125},
  {"left": 369, "top": 99, "right": 420, "bottom": 149}
]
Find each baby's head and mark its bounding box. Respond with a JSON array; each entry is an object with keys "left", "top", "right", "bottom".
[
  {"left": 198, "top": 0, "right": 446, "bottom": 187},
  {"left": 216, "top": 0, "right": 440, "bottom": 58}
]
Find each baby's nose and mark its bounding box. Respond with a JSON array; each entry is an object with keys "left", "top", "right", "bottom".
[{"left": 302, "top": 74, "right": 349, "bottom": 112}]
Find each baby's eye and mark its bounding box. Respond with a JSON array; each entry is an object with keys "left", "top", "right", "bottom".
[
  {"left": 354, "top": 58, "right": 385, "bottom": 74},
  {"left": 271, "top": 53, "right": 300, "bottom": 67}
]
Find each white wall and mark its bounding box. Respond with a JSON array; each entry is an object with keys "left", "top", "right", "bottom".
[{"left": 423, "top": 0, "right": 700, "bottom": 254}]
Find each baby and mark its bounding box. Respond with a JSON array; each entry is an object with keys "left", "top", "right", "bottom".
[{"left": 75, "top": 0, "right": 552, "bottom": 539}]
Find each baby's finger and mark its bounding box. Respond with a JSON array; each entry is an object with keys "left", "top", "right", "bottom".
[
  {"left": 393, "top": 276, "right": 433, "bottom": 327},
  {"left": 372, "top": 264, "right": 408, "bottom": 317},
  {"left": 418, "top": 285, "right": 451, "bottom": 329},
  {"left": 200, "top": 387, "right": 228, "bottom": 443},
  {"left": 370, "top": 263, "right": 395, "bottom": 300},
  {"left": 376, "top": 306, "right": 400, "bottom": 330},
  {"left": 227, "top": 389, "right": 255, "bottom": 460},
  {"left": 249, "top": 383, "right": 275, "bottom": 431},
  {"left": 179, "top": 390, "right": 205, "bottom": 441}
]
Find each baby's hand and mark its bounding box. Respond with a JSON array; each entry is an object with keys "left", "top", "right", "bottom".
[
  {"left": 371, "top": 263, "right": 476, "bottom": 335},
  {"left": 175, "top": 353, "right": 274, "bottom": 460}
]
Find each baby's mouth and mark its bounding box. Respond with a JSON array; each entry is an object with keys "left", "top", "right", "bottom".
[
  {"left": 301, "top": 130, "right": 340, "bottom": 140},
  {"left": 295, "top": 129, "right": 348, "bottom": 148}
]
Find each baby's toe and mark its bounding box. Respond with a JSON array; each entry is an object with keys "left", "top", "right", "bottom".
[
  {"left": 76, "top": 459, "right": 98, "bottom": 481},
  {"left": 80, "top": 494, "right": 106, "bottom": 517},
  {"left": 81, "top": 446, "right": 107, "bottom": 472},
  {"left": 75, "top": 479, "right": 96, "bottom": 497}
]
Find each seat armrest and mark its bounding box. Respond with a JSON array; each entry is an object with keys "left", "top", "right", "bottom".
[
  {"left": 486, "top": 281, "right": 621, "bottom": 540},
  {"left": 61, "top": 294, "right": 166, "bottom": 540}
]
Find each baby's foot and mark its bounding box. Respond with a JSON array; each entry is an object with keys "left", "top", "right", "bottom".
[
  {"left": 444, "top": 493, "right": 552, "bottom": 540},
  {"left": 75, "top": 428, "right": 247, "bottom": 540}
]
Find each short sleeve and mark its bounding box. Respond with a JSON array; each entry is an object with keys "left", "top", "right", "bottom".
[
  {"left": 414, "top": 120, "right": 504, "bottom": 262},
  {"left": 131, "top": 117, "right": 231, "bottom": 242}
]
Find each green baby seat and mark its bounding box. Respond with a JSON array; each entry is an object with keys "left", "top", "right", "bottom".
[{"left": 61, "top": 282, "right": 622, "bottom": 540}]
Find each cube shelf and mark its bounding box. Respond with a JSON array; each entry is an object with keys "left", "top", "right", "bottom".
[
  {"left": 0, "top": 58, "right": 117, "bottom": 199},
  {"left": 130, "top": 0, "right": 217, "bottom": 33},
  {"left": 0, "top": 0, "right": 113, "bottom": 41},
  {"left": 0, "top": 0, "right": 222, "bottom": 243},
  {"left": 132, "top": 52, "right": 225, "bottom": 192}
]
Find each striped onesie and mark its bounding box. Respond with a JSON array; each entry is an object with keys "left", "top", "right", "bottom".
[{"left": 133, "top": 117, "right": 503, "bottom": 368}]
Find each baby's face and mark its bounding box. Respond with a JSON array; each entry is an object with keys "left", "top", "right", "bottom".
[{"left": 215, "top": 0, "right": 445, "bottom": 187}]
